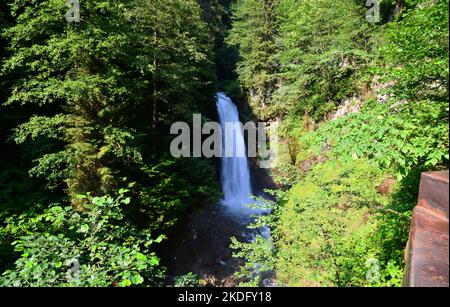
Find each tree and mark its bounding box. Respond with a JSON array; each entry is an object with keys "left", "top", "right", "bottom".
[
  {"left": 227, "top": 0, "right": 280, "bottom": 120},
  {"left": 2, "top": 0, "right": 220, "bottom": 226},
  {"left": 274, "top": 0, "right": 372, "bottom": 121},
  {"left": 0, "top": 190, "right": 164, "bottom": 287},
  {"left": 0, "top": 0, "right": 221, "bottom": 280},
  {"left": 3, "top": 0, "right": 149, "bottom": 204}
]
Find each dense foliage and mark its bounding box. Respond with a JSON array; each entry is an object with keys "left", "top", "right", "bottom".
[
  {"left": 1, "top": 189, "right": 164, "bottom": 287},
  {"left": 0, "top": 0, "right": 224, "bottom": 286},
  {"left": 0, "top": 0, "right": 448, "bottom": 288},
  {"left": 227, "top": 0, "right": 279, "bottom": 119},
  {"left": 229, "top": 0, "right": 448, "bottom": 287}
]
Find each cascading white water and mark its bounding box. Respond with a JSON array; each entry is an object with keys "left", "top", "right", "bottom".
[
  {"left": 216, "top": 93, "right": 274, "bottom": 286},
  {"left": 216, "top": 93, "right": 254, "bottom": 215}
]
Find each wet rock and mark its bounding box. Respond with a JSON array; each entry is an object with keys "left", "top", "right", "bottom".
[
  {"left": 262, "top": 278, "right": 277, "bottom": 287},
  {"left": 157, "top": 202, "right": 246, "bottom": 287},
  {"left": 192, "top": 229, "right": 198, "bottom": 240}
]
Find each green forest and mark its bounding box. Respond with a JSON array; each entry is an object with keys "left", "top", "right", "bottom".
[{"left": 0, "top": 0, "right": 448, "bottom": 288}]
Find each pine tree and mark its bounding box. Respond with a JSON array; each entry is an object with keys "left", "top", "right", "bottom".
[
  {"left": 2, "top": 0, "right": 219, "bottom": 220},
  {"left": 0, "top": 0, "right": 222, "bottom": 276},
  {"left": 274, "top": 0, "right": 372, "bottom": 120},
  {"left": 3, "top": 1, "right": 147, "bottom": 206},
  {"left": 227, "top": 0, "right": 280, "bottom": 120}
]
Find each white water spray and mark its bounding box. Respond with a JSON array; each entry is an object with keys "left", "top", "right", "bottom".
[{"left": 216, "top": 93, "right": 254, "bottom": 215}]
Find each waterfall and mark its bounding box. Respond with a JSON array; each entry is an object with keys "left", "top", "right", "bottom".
[
  {"left": 216, "top": 93, "right": 274, "bottom": 286},
  {"left": 216, "top": 93, "right": 253, "bottom": 215}
]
